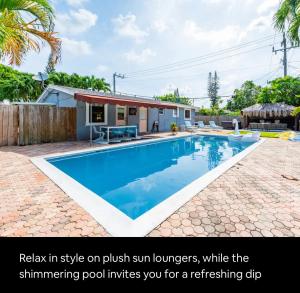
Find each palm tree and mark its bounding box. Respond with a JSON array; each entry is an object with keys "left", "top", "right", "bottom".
[
  {"left": 274, "top": 0, "right": 300, "bottom": 44},
  {"left": 0, "top": 0, "right": 61, "bottom": 66}
]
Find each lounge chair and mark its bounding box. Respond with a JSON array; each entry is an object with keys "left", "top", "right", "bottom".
[
  {"left": 197, "top": 121, "right": 207, "bottom": 128},
  {"left": 185, "top": 121, "right": 198, "bottom": 132},
  {"left": 209, "top": 121, "right": 223, "bottom": 130}
]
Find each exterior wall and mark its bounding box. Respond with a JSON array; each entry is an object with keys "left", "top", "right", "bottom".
[
  {"left": 76, "top": 101, "right": 88, "bottom": 140},
  {"left": 127, "top": 107, "right": 140, "bottom": 128},
  {"left": 43, "top": 92, "right": 77, "bottom": 108},
  {"left": 148, "top": 108, "right": 195, "bottom": 132},
  {"left": 108, "top": 104, "right": 116, "bottom": 126}
]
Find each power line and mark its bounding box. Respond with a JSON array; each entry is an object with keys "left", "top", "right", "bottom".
[
  {"left": 125, "top": 35, "right": 275, "bottom": 77},
  {"left": 126, "top": 44, "right": 275, "bottom": 79},
  {"left": 123, "top": 64, "right": 279, "bottom": 83}
]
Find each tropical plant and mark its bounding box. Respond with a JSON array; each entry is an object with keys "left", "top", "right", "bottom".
[
  {"left": 274, "top": 0, "right": 300, "bottom": 44},
  {"left": 226, "top": 81, "right": 261, "bottom": 111},
  {"left": 0, "top": 64, "right": 111, "bottom": 101},
  {"left": 256, "top": 76, "right": 300, "bottom": 106},
  {"left": 0, "top": 64, "right": 42, "bottom": 101},
  {"left": 208, "top": 71, "right": 221, "bottom": 108},
  {"left": 170, "top": 122, "right": 178, "bottom": 134},
  {"left": 0, "top": 0, "right": 61, "bottom": 68},
  {"left": 48, "top": 72, "right": 111, "bottom": 92},
  {"left": 198, "top": 106, "right": 225, "bottom": 116},
  {"left": 292, "top": 106, "right": 300, "bottom": 116},
  {"left": 156, "top": 93, "right": 192, "bottom": 106}
]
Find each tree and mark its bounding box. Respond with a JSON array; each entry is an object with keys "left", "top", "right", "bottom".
[
  {"left": 47, "top": 72, "right": 111, "bottom": 92},
  {"left": 0, "top": 65, "right": 111, "bottom": 101},
  {"left": 208, "top": 71, "right": 221, "bottom": 108},
  {"left": 226, "top": 81, "right": 261, "bottom": 111},
  {"left": 274, "top": 0, "right": 300, "bottom": 44},
  {"left": 256, "top": 76, "right": 300, "bottom": 106},
  {"left": 0, "top": 64, "right": 42, "bottom": 101},
  {"left": 0, "top": 0, "right": 61, "bottom": 67},
  {"left": 156, "top": 93, "right": 192, "bottom": 106}
]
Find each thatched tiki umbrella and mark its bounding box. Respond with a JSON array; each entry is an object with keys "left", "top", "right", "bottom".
[{"left": 241, "top": 103, "right": 296, "bottom": 129}]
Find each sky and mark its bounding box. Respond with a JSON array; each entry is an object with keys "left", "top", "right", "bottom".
[{"left": 14, "top": 0, "right": 300, "bottom": 107}]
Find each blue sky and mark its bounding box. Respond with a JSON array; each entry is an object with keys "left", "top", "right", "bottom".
[{"left": 16, "top": 0, "right": 300, "bottom": 107}]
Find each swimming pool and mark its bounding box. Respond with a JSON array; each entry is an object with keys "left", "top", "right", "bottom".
[{"left": 32, "top": 135, "right": 263, "bottom": 236}]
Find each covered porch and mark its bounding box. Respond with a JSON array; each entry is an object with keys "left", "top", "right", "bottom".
[{"left": 74, "top": 93, "right": 178, "bottom": 144}]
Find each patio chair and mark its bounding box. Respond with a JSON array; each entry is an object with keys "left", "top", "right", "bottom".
[
  {"left": 184, "top": 121, "right": 198, "bottom": 132},
  {"left": 209, "top": 121, "right": 223, "bottom": 130},
  {"left": 92, "top": 126, "right": 108, "bottom": 144}
]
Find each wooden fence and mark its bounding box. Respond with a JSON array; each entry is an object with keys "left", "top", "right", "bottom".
[
  {"left": 0, "top": 105, "right": 76, "bottom": 147},
  {"left": 195, "top": 115, "right": 245, "bottom": 128},
  {"left": 0, "top": 105, "right": 19, "bottom": 146}
]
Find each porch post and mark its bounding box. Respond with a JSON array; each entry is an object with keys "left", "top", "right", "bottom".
[{"left": 89, "top": 103, "right": 92, "bottom": 146}]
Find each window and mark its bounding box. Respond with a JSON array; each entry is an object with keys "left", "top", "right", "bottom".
[
  {"left": 86, "top": 103, "right": 108, "bottom": 125},
  {"left": 173, "top": 108, "right": 179, "bottom": 118},
  {"left": 117, "top": 107, "right": 125, "bottom": 120},
  {"left": 129, "top": 107, "right": 137, "bottom": 116},
  {"left": 184, "top": 109, "right": 191, "bottom": 120},
  {"left": 159, "top": 108, "right": 165, "bottom": 115}
]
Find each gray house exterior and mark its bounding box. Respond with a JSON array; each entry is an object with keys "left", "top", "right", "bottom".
[{"left": 38, "top": 85, "right": 196, "bottom": 140}]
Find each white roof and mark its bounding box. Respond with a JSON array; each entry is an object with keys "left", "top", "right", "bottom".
[{"left": 37, "top": 85, "right": 197, "bottom": 110}]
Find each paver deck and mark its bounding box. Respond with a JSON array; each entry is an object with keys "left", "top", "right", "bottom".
[{"left": 0, "top": 133, "right": 299, "bottom": 237}]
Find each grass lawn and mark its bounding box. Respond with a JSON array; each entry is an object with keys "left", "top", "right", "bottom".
[{"left": 230, "top": 131, "right": 282, "bottom": 138}]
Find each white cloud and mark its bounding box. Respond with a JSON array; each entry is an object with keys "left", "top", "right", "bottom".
[
  {"left": 152, "top": 20, "right": 169, "bottom": 33},
  {"left": 112, "top": 13, "right": 148, "bottom": 42},
  {"left": 257, "top": 0, "right": 280, "bottom": 14},
  {"left": 61, "top": 37, "right": 92, "bottom": 56},
  {"left": 66, "top": 0, "right": 88, "bottom": 7},
  {"left": 183, "top": 20, "right": 246, "bottom": 45},
  {"left": 56, "top": 9, "right": 98, "bottom": 35},
  {"left": 125, "top": 49, "right": 156, "bottom": 63},
  {"left": 96, "top": 64, "right": 109, "bottom": 72},
  {"left": 247, "top": 13, "right": 273, "bottom": 32}
]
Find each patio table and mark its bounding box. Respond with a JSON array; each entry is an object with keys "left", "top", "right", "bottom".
[{"left": 100, "top": 126, "right": 138, "bottom": 143}]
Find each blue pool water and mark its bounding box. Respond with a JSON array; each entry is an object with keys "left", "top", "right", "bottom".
[{"left": 48, "top": 136, "right": 253, "bottom": 220}]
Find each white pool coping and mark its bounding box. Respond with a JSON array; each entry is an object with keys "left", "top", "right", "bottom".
[{"left": 31, "top": 134, "right": 265, "bottom": 237}]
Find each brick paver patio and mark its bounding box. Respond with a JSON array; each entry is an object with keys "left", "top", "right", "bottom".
[{"left": 0, "top": 134, "right": 299, "bottom": 237}]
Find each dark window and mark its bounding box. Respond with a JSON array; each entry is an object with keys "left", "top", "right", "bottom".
[
  {"left": 159, "top": 108, "right": 164, "bottom": 115},
  {"left": 129, "top": 107, "right": 137, "bottom": 116},
  {"left": 89, "top": 105, "right": 105, "bottom": 124},
  {"left": 185, "top": 109, "right": 191, "bottom": 120}
]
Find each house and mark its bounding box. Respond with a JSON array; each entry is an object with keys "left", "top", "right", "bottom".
[{"left": 37, "top": 85, "right": 196, "bottom": 140}]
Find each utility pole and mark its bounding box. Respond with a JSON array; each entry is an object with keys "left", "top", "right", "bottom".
[
  {"left": 113, "top": 73, "right": 125, "bottom": 94},
  {"left": 273, "top": 32, "right": 299, "bottom": 77}
]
